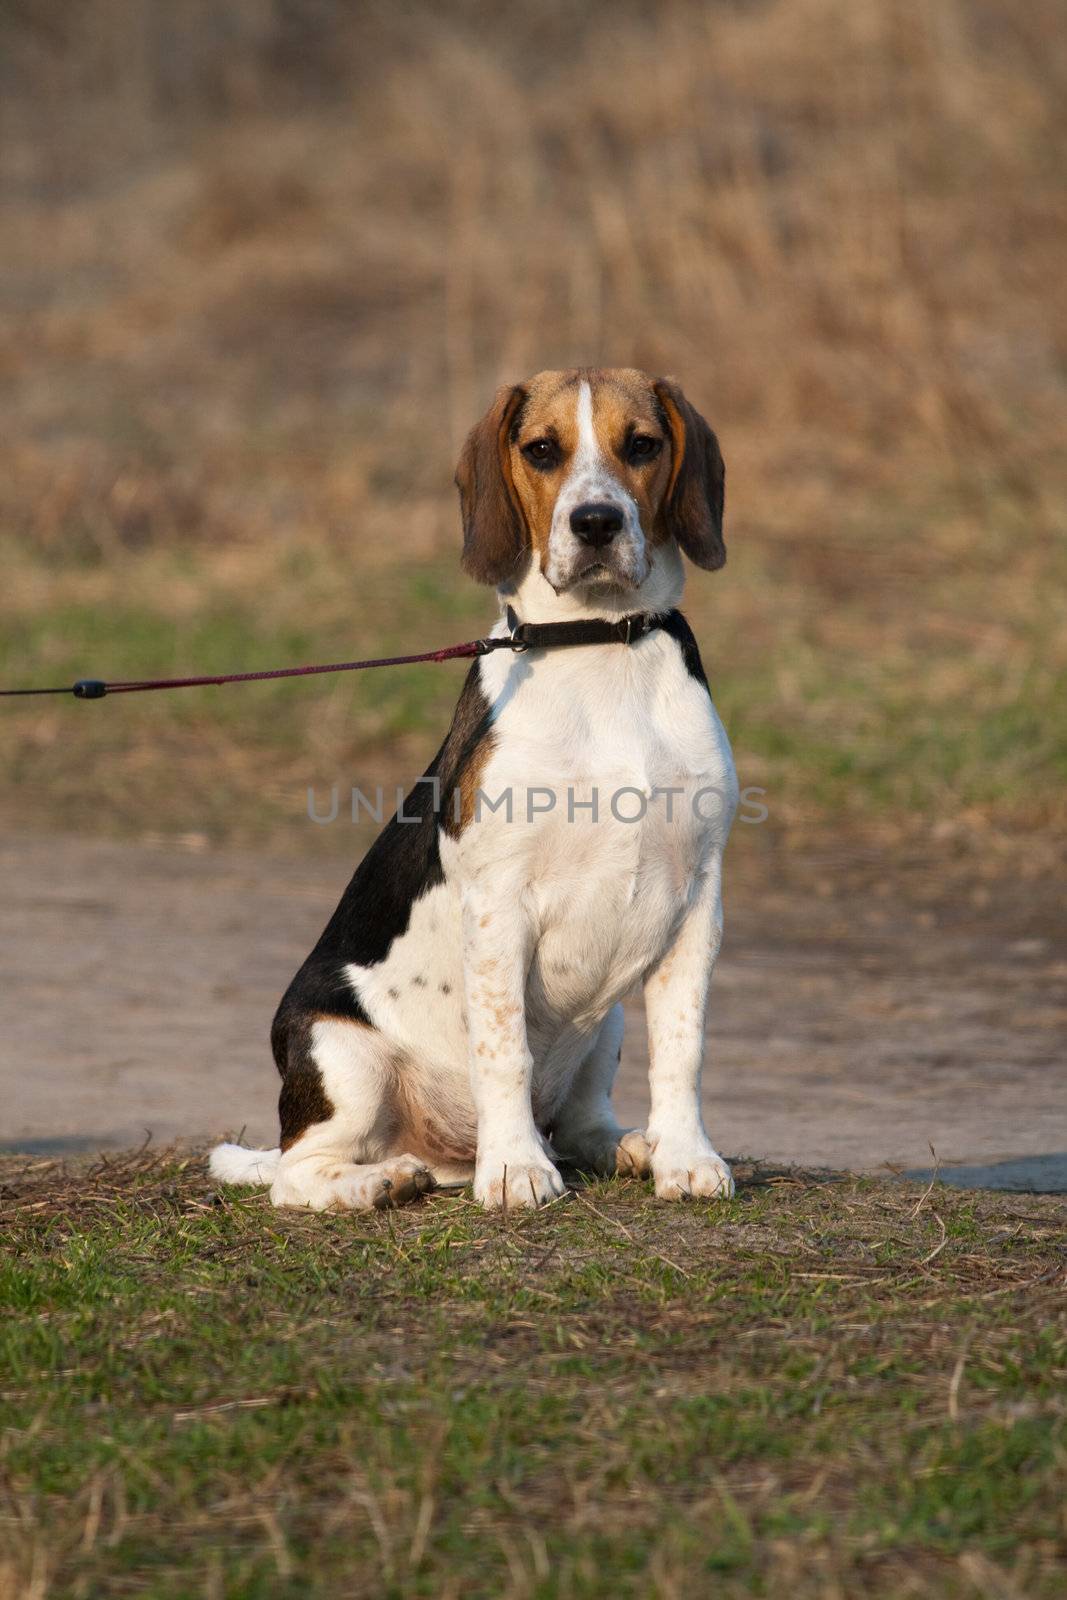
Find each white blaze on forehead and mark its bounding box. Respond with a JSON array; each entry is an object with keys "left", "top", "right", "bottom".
[
  {"left": 573, "top": 379, "right": 602, "bottom": 471},
  {"left": 538, "top": 372, "right": 650, "bottom": 595},
  {"left": 560, "top": 378, "right": 622, "bottom": 505}
]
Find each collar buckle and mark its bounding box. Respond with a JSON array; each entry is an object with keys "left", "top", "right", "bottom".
[{"left": 504, "top": 606, "right": 529, "bottom": 652}]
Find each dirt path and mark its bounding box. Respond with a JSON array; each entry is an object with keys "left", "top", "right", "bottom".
[{"left": 3, "top": 832, "right": 1064, "bottom": 1189}]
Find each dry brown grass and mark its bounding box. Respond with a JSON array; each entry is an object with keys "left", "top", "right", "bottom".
[{"left": 0, "top": 0, "right": 1064, "bottom": 849}]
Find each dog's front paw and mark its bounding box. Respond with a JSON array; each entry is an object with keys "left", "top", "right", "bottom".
[
  {"left": 554, "top": 1125, "right": 652, "bottom": 1178},
  {"left": 615, "top": 1128, "right": 653, "bottom": 1177},
  {"left": 650, "top": 1145, "right": 734, "bottom": 1201},
  {"left": 474, "top": 1151, "right": 566, "bottom": 1211}
]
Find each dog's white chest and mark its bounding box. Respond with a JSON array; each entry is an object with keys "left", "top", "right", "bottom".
[{"left": 472, "top": 631, "right": 736, "bottom": 1027}]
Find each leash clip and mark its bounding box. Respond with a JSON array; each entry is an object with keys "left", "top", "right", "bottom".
[{"left": 475, "top": 635, "right": 526, "bottom": 656}]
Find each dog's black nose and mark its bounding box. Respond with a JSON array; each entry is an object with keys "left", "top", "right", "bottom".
[{"left": 570, "top": 502, "right": 624, "bottom": 547}]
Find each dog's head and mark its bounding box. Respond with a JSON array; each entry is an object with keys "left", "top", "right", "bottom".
[{"left": 455, "top": 368, "right": 724, "bottom": 594}]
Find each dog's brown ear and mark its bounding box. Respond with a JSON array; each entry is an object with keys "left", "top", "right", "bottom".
[
  {"left": 654, "top": 377, "right": 726, "bottom": 571},
  {"left": 455, "top": 384, "right": 529, "bottom": 585}
]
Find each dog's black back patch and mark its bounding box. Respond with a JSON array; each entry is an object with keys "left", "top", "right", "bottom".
[
  {"left": 271, "top": 662, "right": 493, "bottom": 1061},
  {"left": 661, "top": 609, "right": 711, "bottom": 693}
]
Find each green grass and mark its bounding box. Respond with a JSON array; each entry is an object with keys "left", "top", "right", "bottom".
[{"left": 2, "top": 1152, "right": 1064, "bottom": 1597}]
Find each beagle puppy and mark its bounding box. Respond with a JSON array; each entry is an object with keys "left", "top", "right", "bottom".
[{"left": 210, "top": 367, "right": 738, "bottom": 1211}]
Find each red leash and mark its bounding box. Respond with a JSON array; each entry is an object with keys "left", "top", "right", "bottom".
[
  {"left": 0, "top": 610, "right": 666, "bottom": 700},
  {"left": 0, "top": 635, "right": 519, "bottom": 700}
]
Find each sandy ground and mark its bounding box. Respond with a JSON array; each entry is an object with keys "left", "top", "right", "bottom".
[{"left": 2, "top": 832, "right": 1064, "bottom": 1190}]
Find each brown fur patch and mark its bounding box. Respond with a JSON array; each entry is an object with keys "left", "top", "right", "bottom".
[
  {"left": 278, "top": 1011, "right": 399, "bottom": 1153},
  {"left": 455, "top": 384, "right": 528, "bottom": 585},
  {"left": 454, "top": 729, "right": 496, "bottom": 831},
  {"left": 277, "top": 1012, "right": 343, "bottom": 1151},
  {"left": 437, "top": 667, "right": 497, "bottom": 838},
  {"left": 653, "top": 377, "right": 726, "bottom": 569}
]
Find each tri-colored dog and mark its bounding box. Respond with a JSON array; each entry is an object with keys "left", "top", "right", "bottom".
[{"left": 210, "top": 367, "right": 738, "bottom": 1211}]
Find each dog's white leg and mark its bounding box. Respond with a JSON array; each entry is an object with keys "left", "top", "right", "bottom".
[
  {"left": 462, "top": 889, "right": 565, "bottom": 1210},
  {"left": 551, "top": 1005, "right": 651, "bottom": 1177},
  {"left": 643, "top": 856, "right": 734, "bottom": 1200},
  {"left": 269, "top": 1017, "right": 433, "bottom": 1211}
]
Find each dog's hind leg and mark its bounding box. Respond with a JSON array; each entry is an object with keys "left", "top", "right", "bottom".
[
  {"left": 268, "top": 1015, "right": 433, "bottom": 1211},
  {"left": 550, "top": 1005, "right": 651, "bottom": 1178}
]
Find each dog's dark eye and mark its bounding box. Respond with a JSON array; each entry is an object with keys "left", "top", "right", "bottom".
[
  {"left": 522, "top": 438, "right": 559, "bottom": 470},
  {"left": 628, "top": 433, "right": 662, "bottom": 464}
]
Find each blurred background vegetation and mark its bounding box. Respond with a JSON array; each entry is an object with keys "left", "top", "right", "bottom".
[{"left": 1, "top": 0, "right": 1063, "bottom": 858}]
